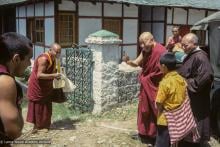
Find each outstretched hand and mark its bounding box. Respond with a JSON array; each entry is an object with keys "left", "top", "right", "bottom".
[{"left": 122, "top": 53, "right": 130, "bottom": 63}]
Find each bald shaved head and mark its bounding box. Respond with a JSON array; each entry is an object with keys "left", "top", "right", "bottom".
[
  {"left": 182, "top": 33, "right": 198, "bottom": 45},
  {"left": 51, "top": 43, "right": 61, "bottom": 51},
  {"left": 139, "top": 32, "right": 155, "bottom": 53},
  {"left": 49, "top": 43, "right": 61, "bottom": 58},
  {"left": 181, "top": 33, "right": 198, "bottom": 54},
  {"left": 139, "top": 32, "right": 154, "bottom": 42}
]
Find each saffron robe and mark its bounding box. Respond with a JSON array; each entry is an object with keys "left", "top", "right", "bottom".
[
  {"left": 137, "top": 43, "right": 166, "bottom": 137},
  {"left": 26, "top": 53, "right": 56, "bottom": 129}
]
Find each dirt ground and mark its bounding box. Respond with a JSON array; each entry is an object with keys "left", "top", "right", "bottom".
[{"left": 11, "top": 103, "right": 220, "bottom": 147}]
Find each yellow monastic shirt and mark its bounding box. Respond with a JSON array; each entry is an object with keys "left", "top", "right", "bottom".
[{"left": 156, "top": 71, "right": 187, "bottom": 126}]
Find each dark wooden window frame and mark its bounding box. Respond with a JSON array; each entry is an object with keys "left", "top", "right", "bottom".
[
  {"left": 35, "top": 18, "right": 45, "bottom": 44},
  {"left": 57, "top": 11, "right": 76, "bottom": 47}
]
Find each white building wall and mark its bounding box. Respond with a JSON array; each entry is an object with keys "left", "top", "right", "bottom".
[
  {"left": 18, "top": 6, "right": 26, "bottom": 17},
  {"left": 16, "top": 1, "right": 56, "bottom": 59},
  {"left": 27, "top": 5, "right": 34, "bottom": 17},
  {"left": 173, "top": 8, "right": 187, "bottom": 24},
  {"left": 78, "top": 2, "right": 102, "bottom": 45},
  {"left": 124, "top": 5, "right": 138, "bottom": 17},
  {"left": 59, "top": 0, "right": 75, "bottom": 11},
  {"left": 79, "top": 2, "right": 101, "bottom": 16},
  {"left": 123, "top": 19, "right": 138, "bottom": 59},
  {"left": 35, "top": 3, "right": 44, "bottom": 16},
  {"left": 104, "top": 3, "right": 122, "bottom": 17},
  {"left": 123, "top": 5, "right": 138, "bottom": 59},
  {"left": 45, "top": 18, "right": 55, "bottom": 46},
  {"left": 167, "top": 8, "right": 172, "bottom": 24},
  {"left": 34, "top": 46, "right": 45, "bottom": 58},
  {"left": 153, "top": 23, "right": 164, "bottom": 43},
  {"left": 123, "top": 45, "right": 137, "bottom": 60},
  {"left": 123, "top": 19, "right": 138, "bottom": 44},
  {"left": 18, "top": 19, "right": 26, "bottom": 36},
  {"left": 79, "top": 19, "right": 102, "bottom": 45},
  {"left": 188, "top": 9, "right": 206, "bottom": 25},
  {"left": 45, "top": 1, "right": 54, "bottom": 16},
  {"left": 166, "top": 25, "right": 173, "bottom": 43}
]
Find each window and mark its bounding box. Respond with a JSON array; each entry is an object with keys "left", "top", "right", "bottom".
[
  {"left": 27, "top": 18, "right": 34, "bottom": 41},
  {"left": 35, "top": 19, "right": 44, "bottom": 43},
  {"left": 57, "top": 12, "right": 76, "bottom": 47},
  {"left": 103, "top": 18, "right": 122, "bottom": 38},
  {"left": 192, "top": 30, "right": 206, "bottom": 46}
]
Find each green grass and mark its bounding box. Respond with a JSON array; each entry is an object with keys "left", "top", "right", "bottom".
[{"left": 51, "top": 100, "right": 138, "bottom": 123}]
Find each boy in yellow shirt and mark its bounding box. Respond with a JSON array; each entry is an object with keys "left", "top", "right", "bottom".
[{"left": 155, "top": 52, "right": 187, "bottom": 147}]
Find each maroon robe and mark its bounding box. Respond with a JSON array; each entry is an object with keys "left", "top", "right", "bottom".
[
  {"left": 137, "top": 43, "right": 166, "bottom": 137},
  {"left": 26, "top": 53, "right": 56, "bottom": 129}
]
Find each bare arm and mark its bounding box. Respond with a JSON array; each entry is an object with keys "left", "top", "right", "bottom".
[
  {"left": 37, "top": 56, "right": 60, "bottom": 80},
  {"left": 126, "top": 51, "right": 143, "bottom": 67},
  {"left": 0, "top": 76, "right": 23, "bottom": 139}
]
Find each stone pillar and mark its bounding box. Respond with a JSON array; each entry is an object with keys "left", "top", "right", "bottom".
[
  {"left": 86, "top": 30, "right": 140, "bottom": 114},
  {"left": 86, "top": 30, "right": 122, "bottom": 114}
]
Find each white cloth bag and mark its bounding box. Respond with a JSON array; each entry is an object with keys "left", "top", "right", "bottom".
[{"left": 53, "top": 74, "right": 76, "bottom": 93}]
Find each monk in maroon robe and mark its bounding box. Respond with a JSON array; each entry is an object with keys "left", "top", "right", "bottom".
[
  {"left": 26, "top": 43, "right": 61, "bottom": 133},
  {"left": 124, "top": 32, "right": 166, "bottom": 145},
  {"left": 0, "top": 32, "right": 33, "bottom": 142}
]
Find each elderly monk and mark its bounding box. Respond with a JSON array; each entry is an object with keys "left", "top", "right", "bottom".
[
  {"left": 124, "top": 32, "right": 166, "bottom": 146},
  {"left": 178, "top": 33, "right": 213, "bottom": 147},
  {"left": 26, "top": 43, "right": 62, "bottom": 133}
]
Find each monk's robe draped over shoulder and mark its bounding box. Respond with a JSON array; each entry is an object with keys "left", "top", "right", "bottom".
[
  {"left": 27, "top": 53, "right": 56, "bottom": 102},
  {"left": 137, "top": 43, "right": 166, "bottom": 137},
  {"left": 26, "top": 53, "right": 56, "bottom": 129}
]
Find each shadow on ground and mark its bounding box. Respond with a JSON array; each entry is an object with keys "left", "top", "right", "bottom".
[{"left": 50, "top": 118, "right": 81, "bottom": 130}]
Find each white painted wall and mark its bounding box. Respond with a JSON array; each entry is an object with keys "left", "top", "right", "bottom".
[
  {"left": 18, "top": 19, "right": 26, "bottom": 36},
  {"left": 45, "top": 18, "right": 55, "bottom": 46},
  {"left": 34, "top": 46, "right": 44, "bottom": 59},
  {"left": 167, "top": 8, "right": 172, "bottom": 24},
  {"left": 18, "top": 6, "right": 26, "bottom": 17},
  {"left": 59, "top": 0, "right": 76, "bottom": 11},
  {"left": 124, "top": 4, "right": 138, "bottom": 17},
  {"left": 123, "top": 19, "right": 138, "bottom": 44},
  {"left": 79, "top": 2, "right": 101, "bottom": 16},
  {"left": 153, "top": 7, "right": 165, "bottom": 21},
  {"left": 27, "top": 5, "right": 34, "bottom": 17},
  {"left": 173, "top": 8, "right": 187, "bottom": 24},
  {"left": 123, "top": 45, "right": 137, "bottom": 60},
  {"left": 45, "top": 1, "right": 54, "bottom": 16},
  {"left": 153, "top": 23, "right": 164, "bottom": 43},
  {"left": 79, "top": 18, "right": 102, "bottom": 44},
  {"left": 188, "top": 9, "right": 205, "bottom": 25},
  {"left": 35, "top": 3, "right": 44, "bottom": 16},
  {"left": 104, "top": 3, "right": 122, "bottom": 17},
  {"left": 166, "top": 25, "right": 173, "bottom": 43}
]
